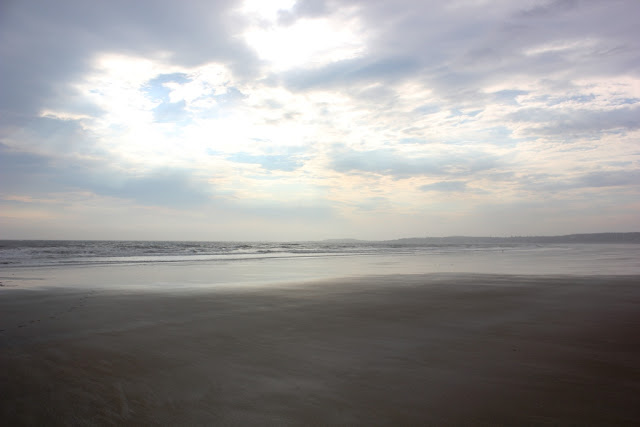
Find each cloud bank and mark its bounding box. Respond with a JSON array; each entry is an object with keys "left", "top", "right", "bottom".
[{"left": 1, "top": 0, "right": 639, "bottom": 240}]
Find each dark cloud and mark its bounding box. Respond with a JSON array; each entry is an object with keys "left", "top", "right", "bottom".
[
  {"left": 509, "top": 105, "right": 640, "bottom": 138},
  {"left": 0, "top": 143, "right": 52, "bottom": 194},
  {"left": 0, "top": 143, "right": 212, "bottom": 208},
  {"left": 0, "top": 116, "right": 109, "bottom": 168}
]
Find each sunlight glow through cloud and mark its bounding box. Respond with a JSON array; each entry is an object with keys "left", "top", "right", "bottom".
[
  {"left": 239, "top": 0, "right": 297, "bottom": 21},
  {"left": 244, "top": 17, "right": 366, "bottom": 70}
]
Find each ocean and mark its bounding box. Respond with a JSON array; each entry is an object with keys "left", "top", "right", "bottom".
[{"left": 1, "top": 239, "right": 639, "bottom": 290}]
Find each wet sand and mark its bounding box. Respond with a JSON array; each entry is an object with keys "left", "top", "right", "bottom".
[{"left": 1, "top": 273, "right": 639, "bottom": 425}]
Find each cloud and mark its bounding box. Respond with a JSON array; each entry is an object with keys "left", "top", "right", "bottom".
[
  {"left": 0, "top": 0, "right": 258, "bottom": 118},
  {"left": 2, "top": 0, "right": 640, "bottom": 239},
  {"left": 0, "top": 115, "right": 100, "bottom": 158},
  {"left": 276, "top": 0, "right": 640, "bottom": 104},
  {"left": 348, "top": 196, "right": 392, "bottom": 212},
  {"left": 94, "top": 170, "right": 214, "bottom": 208},
  {"left": 0, "top": 144, "right": 52, "bottom": 194},
  {"left": 282, "top": 56, "right": 421, "bottom": 91},
  {"left": 509, "top": 105, "right": 640, "bottom": 138},
  {"left": 0, "top": 142, "right": 213, "bottom": 209},
  {"left": 579, "top": 170, "right": 640, "bottom": 188},
  {"left": 329, "top": 146, "right": 500, "bottom": 178},
  {"left": 419, "top": 181, "right": 467, "bottom": 193},
  {"left": 521, "top": 169, "right": 640, "bottom": 193},
  {"left": 143, "top": 73, "right": 193, "bottom": 101},
  {"left": 277, "top": 0, "right": 330, "bottom": 25},
  {"left": 152, "top": 100, "right": 190, "bottom": 124},
  {"left": 231, "top": 199, "right": 336, "bottom": 221}
]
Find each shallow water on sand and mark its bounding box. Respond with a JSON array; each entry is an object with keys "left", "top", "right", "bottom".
[{"left": 2, "top": 245, "right": 639, "bottom": 425}]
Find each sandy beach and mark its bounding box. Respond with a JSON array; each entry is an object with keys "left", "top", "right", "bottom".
[{"left": 1, "top": 272, "right": 639, "bottom": 425}]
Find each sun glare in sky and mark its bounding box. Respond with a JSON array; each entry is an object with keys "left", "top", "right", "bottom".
[{"left": 244, "top": 18, "right": 366, "bottom": 70}]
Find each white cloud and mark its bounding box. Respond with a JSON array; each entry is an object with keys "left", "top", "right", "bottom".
[{"left": 523, "top": 38, "right": 600, "bottom": 56}]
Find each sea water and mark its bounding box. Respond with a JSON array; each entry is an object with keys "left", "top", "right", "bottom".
[{"left": 1, "top": 240, "right": 639, "bottom": 290}]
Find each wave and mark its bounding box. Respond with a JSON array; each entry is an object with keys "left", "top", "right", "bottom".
[{"left": 0, "top": 239, "right": 579, "bottom": 268}]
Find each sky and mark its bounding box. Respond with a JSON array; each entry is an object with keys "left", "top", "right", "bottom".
[{"left": 1, "top": 0, "right": 639, "bottom": 241}]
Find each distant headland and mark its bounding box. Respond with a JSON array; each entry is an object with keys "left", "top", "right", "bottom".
[{"left": 325, "top": 232, "right": 640, "bottom": 244}]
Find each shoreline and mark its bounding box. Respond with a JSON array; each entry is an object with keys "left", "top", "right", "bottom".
[{"left": 2, "top": 273, "right": 639, "bottom": 424}]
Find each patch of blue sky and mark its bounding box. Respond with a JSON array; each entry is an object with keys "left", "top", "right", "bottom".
[
  {"left": 448, "top": 108, "right": 482, "bottom": 118},
  {"left": 107, "top": 123, "right": 129, "bottom": 134},
  {"left": 152, "top": 99, "right": 191, "bottom": 125},
  {"left": 546, "top": 94, "right": 596, "bottom": 106},
  {"left": 399, "top": 137, "right": 427, "bottom": 144},
  {"left": 614, "top": 97, "right": 640, "bottom": 106},
  {"left": 477, "top": 126, "right": 520, "bottom": 146},
  {"left": 569, "top": 94, "right": 596, "bottom": 103},
  {"left": 142, "top": 73, "right": 192, "bottom": 102},
  {"left": 244, "top": 173, "right": 284, "bottom": 180},
  {"left": 262, "top": 145, "right": 309, "bottom": 156},
  {"left": 228, "top": 153, "right": 304, "bottom": 172},
  {"left": 213, "top": 87, "right": 246, "bottom": 105},
  {"left": 413, "top": 104, "right": 440, "bottom": 115}
]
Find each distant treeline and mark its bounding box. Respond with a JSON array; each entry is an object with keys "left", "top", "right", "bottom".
[{"left": 388, "top": 233, "right": 640, "bottom": 245}]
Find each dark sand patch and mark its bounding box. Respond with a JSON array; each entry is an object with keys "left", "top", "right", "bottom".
[{"left": 1, "top": 274, "right": 639, "bottom": 425}]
